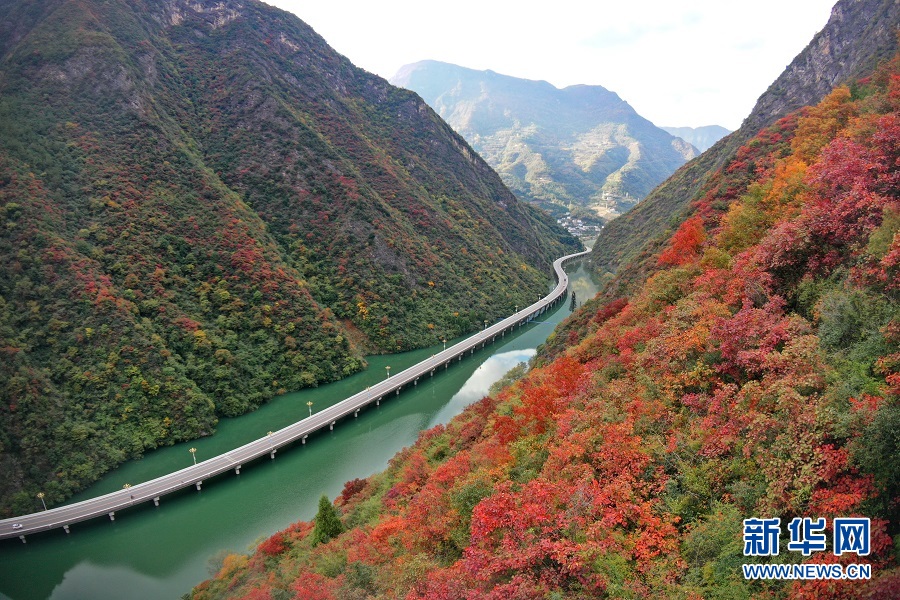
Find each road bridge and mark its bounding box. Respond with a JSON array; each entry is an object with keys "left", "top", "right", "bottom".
[{"left": 0, "top": 250, "right": 590, "bottom": 542}]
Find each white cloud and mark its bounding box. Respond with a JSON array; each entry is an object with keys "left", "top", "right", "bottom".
[{"left": 267, "top": 0, "right": 837, "bottom": 130}]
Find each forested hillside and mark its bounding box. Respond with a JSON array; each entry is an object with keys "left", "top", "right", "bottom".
[
  {"left": 0, "top": 0, "right": 577, "bottom": 515},
  {"left": 192, "top": 51, "right": 900, "bottom": 600},
  {"left": 591, "top": 0, "right": 899, "bottom": 297}
]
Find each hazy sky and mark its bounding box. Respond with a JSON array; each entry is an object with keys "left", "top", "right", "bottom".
[{"left": 267, "top": 1, "right": 837, "bottom": 131}]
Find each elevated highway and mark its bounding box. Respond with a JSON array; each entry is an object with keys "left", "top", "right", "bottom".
[{"left": 0, "top": 250, "right": 590, "bottom": 542}]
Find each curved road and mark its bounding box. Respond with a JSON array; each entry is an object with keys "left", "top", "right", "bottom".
[{"left": 0, "top": 249, "right": 590, "bottom": 542}]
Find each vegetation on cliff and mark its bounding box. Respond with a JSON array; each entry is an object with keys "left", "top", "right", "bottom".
[
  {"left": 192, "top": 53, "right": 900, "bottom": 599},
  {"left": 0, "top": 0, "right": 577, "bottom": 516},
  {"left": 392, "top": 61, "right": 697, "bottom": 220},
  {"left": 591, "top": 0, "right": 899, "bottom": 297}
]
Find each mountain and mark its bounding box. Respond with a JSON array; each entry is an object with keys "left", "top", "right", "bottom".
[
  {"left": 590, "top": 0, "right": 900, "bottom": 295},
  {"left": 0, "top": 0, "right": 578, "bottom": 514},
  {"left": 191, "top": 46, "right": 900, "bottom": 600},
  {"left": 661, "top": 125, "right": 731, "bottom": 152},
  {"left": 391, "top": 61, "right": 698, "bottom": 220}
]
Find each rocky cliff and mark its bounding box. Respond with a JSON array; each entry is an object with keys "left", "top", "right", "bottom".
[
  {"left": 392, "top": 61, "right": 697, "bottom": 219},
  {"left": 0, "top": 0, "right": 578, "bottom": 514},
  {"left": 591, "top": 0, "right": 899, "bottom": 293}
]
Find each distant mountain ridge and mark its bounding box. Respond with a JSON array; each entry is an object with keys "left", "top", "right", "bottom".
[
  {"left": 0, "top": 0, "right": 577, "bottom": 514},
  {"left": 661, "top": 125, "right": 731, "bottom": 152},
  {"left": 192, "top": 46, "right": 900, "bottom": 600},
  {"left": 591, "top": 0, "right": 900, "bottom": 292},
  {"left": 392, "top": 61, "right": 697, "bottom": 219}
]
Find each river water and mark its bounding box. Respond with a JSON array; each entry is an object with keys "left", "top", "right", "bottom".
[{"left": 0, "top": 260, "right": 600, "bottom": 600}]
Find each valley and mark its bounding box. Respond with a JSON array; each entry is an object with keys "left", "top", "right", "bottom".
[
  {"left": 0, "top": 259, "right": 602, "bottom": 600},
  {"left": 391, "top": 61, "right": 699, "bottom": 218},
  {"left": 0, "top": 0, "right": 578, "bottom": 518},
  {"left": 0, "top": 0, "right": 898, "bottom": 597}
]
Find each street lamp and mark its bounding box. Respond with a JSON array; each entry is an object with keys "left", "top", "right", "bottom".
[
  {"left": 385, "top": 365, "right": 391, "bottom": 378},
  {"left": 37, "top": 492, "right": 47, "bottom": 511},
  {"left": 515, "top": 304, "right": 518, "bottom": 313},
  {"left": 189, "top": 447, "right": 197, "bottom": 465},
  {"left": 307, "top": 401, "right": 314, "bottom": 416},
  {"left": 442, "top": 338, "right": 446, "bottom": 351},
  {"left": 484, "top": 319, "right": 488, "bottom": 330}
]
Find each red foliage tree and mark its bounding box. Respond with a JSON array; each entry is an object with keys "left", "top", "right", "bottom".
[
  {"left": 257, "top": 532, "right": 287, "bottom": 556},
  {"left": 658, "top": 216, "right": 706, "bottom": 266}
]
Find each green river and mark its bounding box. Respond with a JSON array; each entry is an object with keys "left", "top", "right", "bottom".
[{"left": 0, "top": 260, "right": 600, "bottom": 600}]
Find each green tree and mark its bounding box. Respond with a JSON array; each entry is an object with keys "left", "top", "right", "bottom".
[{"left": 312, "top": 494, "right": 344, "bottom": 546}]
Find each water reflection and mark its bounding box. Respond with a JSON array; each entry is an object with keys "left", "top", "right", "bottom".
[
  {"left": 429, "top": 349, "right": 536, "bottom": 426},
  {"left": 567, "top": 260, "right": 603, "bottom": 308},
  {"left": 50, "top": 563, "right": 163, "bottom": 600},
  {"left": 0, "top": 261, "right": 594, "bottom": 600},
  {"left": 34, "top": 347, "right": 538, "bottom": 600}
]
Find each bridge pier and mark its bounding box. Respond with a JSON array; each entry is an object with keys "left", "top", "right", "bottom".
[
  {"left": 302, "top": 435, "right": 308, "bottom": 444},
  {"left": 354, "top": 409, "right": 359, "bottom": 417},
  {"left": 0, "top": 253, "right": 584, "bottom": 542},
  {"left": 414, "top": 378, "right": 418, "bottom": 386},
  {"left": 330, "top": 421, "right": 336, "bottom": 430}
]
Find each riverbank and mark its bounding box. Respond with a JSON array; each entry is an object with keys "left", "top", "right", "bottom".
[{"left": 0, "top": 259, "right": 601, "bottom": 600}]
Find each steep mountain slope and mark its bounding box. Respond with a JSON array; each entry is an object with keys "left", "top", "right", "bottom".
[
  {"left": 592, "top": 0, "right": 899, "bottom": 296},
  {"left": 191, "top": 50, "right": 900, "bottom": 600},
  {"left": 661, "top": 125, "right": 731, "bottom": 152},
  {"left": 392, "top": 61, "right": 697, "bottom": 219},
  {"left": 0, "top": 0, "right": 577, "bottom": 515}
]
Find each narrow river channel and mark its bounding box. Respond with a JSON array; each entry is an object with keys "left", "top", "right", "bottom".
[{"left": 0, "top": 260, "right": 601, "bottom": 600}]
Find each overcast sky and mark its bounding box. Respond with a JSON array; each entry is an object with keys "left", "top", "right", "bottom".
[{"left": 267, "top": 1, "right": 837, "bottom": 131}]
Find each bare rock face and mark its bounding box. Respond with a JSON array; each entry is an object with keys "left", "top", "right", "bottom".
[
  {"left": 0, "top": 0, "right": 578, "bottom": 514},
  {"left": 744, "top": 0, "right": 900, "bottom": 135},
  {"left": 155, "top": 0, "right": 244, "bottom": 29},
  {"left": 591, "top": 0, "right": 899, "bottom": 290},
  {"left": 392, "top": 61, "right": 698, "bottom": 219}
]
